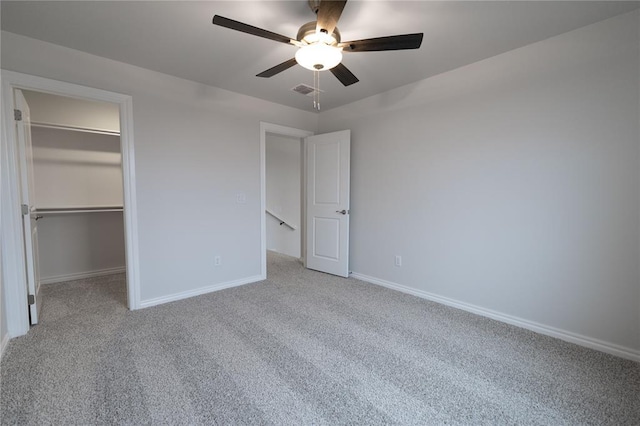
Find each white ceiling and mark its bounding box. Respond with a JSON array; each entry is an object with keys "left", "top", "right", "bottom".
[{"left": 2, "top": 1, "right": 638, "bottom": 112}]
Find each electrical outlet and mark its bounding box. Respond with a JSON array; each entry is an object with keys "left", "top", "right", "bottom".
[
  {"left": 236, "top": 193, "right": 246, "bottom": 204},
  {"left": 214, "top": 256, "right": 222, "bottom": 266},
  {"left": 395, "top": 255, "right": 402, "bottom": 267}
]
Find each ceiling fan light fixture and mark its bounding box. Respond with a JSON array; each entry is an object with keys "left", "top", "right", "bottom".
[{"left": 295, "top": 43, "right": 343, "bottom": 71}]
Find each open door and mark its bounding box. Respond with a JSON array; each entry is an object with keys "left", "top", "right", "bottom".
[
  {"left": 15, "top": 89, "right": 42, "bottom": 325},
  {"left": 305, "top": 130, "right": 350, "bottom": 277}
]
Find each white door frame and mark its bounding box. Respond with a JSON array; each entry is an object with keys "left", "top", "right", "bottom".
[
  {"left": 260, "top": 122, "right": 313, "bottom": 278},
  {"left": 1, "top": 70, "right": 142, "bottom": 338}
]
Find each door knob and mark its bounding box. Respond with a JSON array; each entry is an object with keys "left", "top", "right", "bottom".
[
  {"left": 34, "top": 215, "right": 43, "bottom": 221},
  {"left": 336, "top": 210, "right": 347, "bottom": 215}
]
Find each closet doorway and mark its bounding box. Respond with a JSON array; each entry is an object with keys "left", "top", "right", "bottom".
[
  {"left": 2, "top": 71, "right": 139, "bottom": 338},
  {"left": 20, "top": 90, "right": 127, "bottom": 324}
]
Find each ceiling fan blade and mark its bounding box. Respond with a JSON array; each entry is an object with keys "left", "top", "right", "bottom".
[
  {"left": 341, "top": 33, "right": 424, "bottom": 52},
  {"left": 316, "top": 1, "right": 347, "bottom": 37},
  {"left": 212, "top": 15, "right": 294, "bottom": 45},
  {"left": 256, "top": 58, "right": 298, "bottom": 78},
  {"left": 330, "top": 63, "right": 359, "bottom": 86}
]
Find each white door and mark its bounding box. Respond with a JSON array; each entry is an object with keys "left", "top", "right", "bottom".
[
  {"left": 15, "top": 89, "right": 42, "bottom": 325},
  {"left": 305, "top": 130, "right": 350, "bottom": 277}
]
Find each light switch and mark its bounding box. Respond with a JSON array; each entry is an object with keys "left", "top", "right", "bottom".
[{"left": 236, "top": 193, "right": 247, "bottom": 204}]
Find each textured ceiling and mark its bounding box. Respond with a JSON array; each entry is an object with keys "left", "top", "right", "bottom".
[{"left": 2, "top": 1, "right": 638, "bottom": 112}]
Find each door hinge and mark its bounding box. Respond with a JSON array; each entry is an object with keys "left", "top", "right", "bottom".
[
  {"left": 14, "top": 109, "right": 22, "bottom": 121},
  {"left": 28, "top": 294, "right": 35, "bottom": 305},
  {"left": 21, "top": 204, "right": 29, "bottom": 215}
]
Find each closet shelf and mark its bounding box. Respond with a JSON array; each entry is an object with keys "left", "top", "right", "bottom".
[
  {"left": 30, "top": 121, "right": 120, "bottom": 136},
  {"left": 35, "top": 206, "right": 123, "bottom": 214}
]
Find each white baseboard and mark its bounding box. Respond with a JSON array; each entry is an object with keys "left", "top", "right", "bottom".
[
  {"left": 1, "top": 332, "right": 10, "bottom": 360},
  {"left": 140, "top": 275, "right": 264, "bottom": 309},
  {"left": 350, "top": 272, "right": 640, "bottom": 363},
  {"left": 40, "top": 266, "right": 126, "bottom": 284}
]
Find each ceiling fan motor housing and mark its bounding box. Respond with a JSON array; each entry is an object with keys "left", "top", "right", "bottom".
[{"left": 297, "top": 21, "right": 341, "bottom": 45}]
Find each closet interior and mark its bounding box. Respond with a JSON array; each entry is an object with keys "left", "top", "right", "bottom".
[{"left": 23, "top": 90, "right": 127, "bottom": 307}]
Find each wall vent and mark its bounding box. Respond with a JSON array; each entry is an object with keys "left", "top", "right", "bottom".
[{"left": 291, "top": 84, "right": 324, "bottom": 96}]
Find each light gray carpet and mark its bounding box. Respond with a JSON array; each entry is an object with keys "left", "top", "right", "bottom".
[{"left": 2, "top": 251, "right": 639, "bottom": 425}]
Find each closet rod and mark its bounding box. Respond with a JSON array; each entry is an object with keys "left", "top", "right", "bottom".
[
  {"left": 36, "top": 206, "right": 123, "bottom": 215},
  {"left": 30, "top": 121, "right": 121, "bottom": 136}
]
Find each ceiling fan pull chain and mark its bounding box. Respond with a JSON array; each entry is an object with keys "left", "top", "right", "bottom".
[
  {"left": 313, "top": 69, "right": 319, "bottom": 111},
  {"left": 318, "top": 70, "right": 322, "bottom": 111},
  {"left": 313, "top": 69, "right": 316, "bottom": 109}
]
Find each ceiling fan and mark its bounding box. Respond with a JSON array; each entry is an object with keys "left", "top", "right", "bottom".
[{"left": 212, "top": 0, "right": 424, "bottom": 87}]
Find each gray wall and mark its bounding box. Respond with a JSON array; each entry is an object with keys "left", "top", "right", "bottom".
[
  {"left": 36, "top": 212, "right": 125, "bottom": 282},
  {"left": 1, "top": 30, "right": 319, "bottom": 303},
  {"left": 266, "top": 133, "right": 302, "bottom": 258},
  {"left": 319, "top": 11, "right": 640, "bottom": 354}
]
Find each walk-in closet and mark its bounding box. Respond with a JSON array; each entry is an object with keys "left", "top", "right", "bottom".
[{"left": 22, "top": 90, "right": 127, "bottom": 317}]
